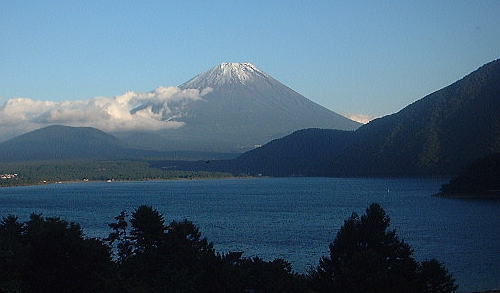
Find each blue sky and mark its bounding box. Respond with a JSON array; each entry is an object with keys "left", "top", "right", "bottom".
[{"left": 1, "top": 0, "right": 499, "bottom": 118}]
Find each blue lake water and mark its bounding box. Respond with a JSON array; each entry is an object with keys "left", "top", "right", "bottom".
[{"left": 0, "top": 177, "right": 499, "bottom": 292}]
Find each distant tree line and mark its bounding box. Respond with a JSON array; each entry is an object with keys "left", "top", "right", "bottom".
[
  {"left": 0, "top": 203, "right": 457, "bottom": 292},
  {"left": 439, "top": 152, "right": 500, "bottom": 197},
  {"left": 0, "top": 160, "right": 231, "bottom": 187}
]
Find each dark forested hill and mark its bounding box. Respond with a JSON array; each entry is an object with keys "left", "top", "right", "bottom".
[
  {"left": 333, "top": 58, "right": 500, "bottom": 175},
  {"left": 0, "top": 125, "right": 128, "bottom": 161},
  {"left": 3, "top": 59, "right": 499, "bottom": 176},
  {"left": 174, "top": 59, "right": 500, "bottom": 176},
  {"left": 438, "top": 153, "right": 500, "bottom": 197},
  {"left": 0, "top": 125, "right": 237, "bottom": 162},
  {"left": 234, "top": 128, "right": 355, "bottom": 176}
]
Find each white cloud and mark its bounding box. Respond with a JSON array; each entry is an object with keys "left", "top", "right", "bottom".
[
  {"left": 344, "top": 113, "right": 378, "bottom": 124},
  {"left": 0, "top": 86, "right": 211, "bottom": 141}
]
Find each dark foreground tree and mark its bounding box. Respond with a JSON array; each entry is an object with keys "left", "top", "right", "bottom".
[
  {"left": 0, "top": 214, "right": 114, "bottom": 293},
  {"left": 107, "top": 205, "right": 304, "bottom": 292},
  {"left": 419, "top": 259, "right": 458, "bottom": 293},
  {"left": 1, "top": 203, "right": 457, "bottom": 292},
  {"left": 235, "top": 257, "right": 308, "bottom": 292},
  {"left": 308, "top": 203, "right": 457, "bottom": 293}
]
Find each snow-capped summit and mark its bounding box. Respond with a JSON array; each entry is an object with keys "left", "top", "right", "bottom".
[
  {"left": 181, "top": 62, "right": 273, "bottom": 89},
  {"left": 118, "top": 62, "right": 360, "bottom": 152}
]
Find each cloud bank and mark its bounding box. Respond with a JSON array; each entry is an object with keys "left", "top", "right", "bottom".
[
  {"left": 0, "top": 87, "right": 211, "bottom": 141},
  {"left": 344, "top": 113, "right": 378, "bottom": 124}
]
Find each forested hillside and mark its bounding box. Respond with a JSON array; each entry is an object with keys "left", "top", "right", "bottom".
[{"left": 203, "top": 59, "right": 500, "bottom": 176}]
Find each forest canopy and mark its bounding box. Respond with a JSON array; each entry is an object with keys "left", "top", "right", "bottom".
[{"left": 0, "top": 203, "right": 457, "bottom": 292}]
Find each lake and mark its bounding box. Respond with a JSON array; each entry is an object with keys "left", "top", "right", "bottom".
[{"left": 0, "top": 177, "right": 499, "bottom": 292}]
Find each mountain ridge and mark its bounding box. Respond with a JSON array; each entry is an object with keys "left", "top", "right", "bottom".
[
  {"left": 6, "top": 58, "right": 497, "bottom": 176},
  {"left": 339, "top": 58, "right": 500, "bottom": 175},
  {"left": 0, "top": 125, "right": 127, "bottom": 161},
  {"left": 166, "top": 58, "right": 500, "bottom": 176},
  {"left": 117, "top": 62, "right": 360, "bottom": 152},
  {"left": 0, "top": 125, "right": 238, "bottom": 162}
]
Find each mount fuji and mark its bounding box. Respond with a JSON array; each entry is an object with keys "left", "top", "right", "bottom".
[{"left": 117, "top": 63, "right": 360, "bottom": 152}]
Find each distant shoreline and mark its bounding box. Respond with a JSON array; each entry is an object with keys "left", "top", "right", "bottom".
[
  {"left": 1, "top": 174, "right": 450, "bottom": 189},
  {"left": 0, "top": 175, "right": 256, "bottom": 189},
  {"left": 435, "top": 191, "right": 500, "bottom": 199}
]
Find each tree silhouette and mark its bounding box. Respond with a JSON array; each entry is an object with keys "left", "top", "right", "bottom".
[
  {"left": 309, "top": 203, "right": 457, "bottom": 293},
  {"left": 106, "top": 211, "right": 133, "bottom": 263},
  {"left": 1, "top": 204, "right": 458, "bottom": 292},
  {"left": 130, "top": 205, "right": 167, "bottom": 252},
  {"left": 108, "top": 205, "right": 305, "bottom": 292},
  {"left": 0, "top": 216, "right": 26, "bottom": 292},
  {"left": 419, "top": 259, "right": 458, "bottom": 293},
  {"left": 0, "top": 214, "right": 114, "bottom": 293}
]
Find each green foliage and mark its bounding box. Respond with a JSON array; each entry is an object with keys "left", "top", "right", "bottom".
[
  {"left": 440, "top": 152, "right": 500, "bottom": 197},
  {"left": 234, "top": 128, "right": 355, "bottom": 177},
  {"left": 419, "top": 259, "right": 458, "bottom": 293},
  {"left": 130, "top": 205, "right": 166, "bottom": 252},
  {"left": 0, "top": 160, "right": 231, "bottom": 187},
  {"left": 106, "top": 205, "right": 302, "bottom": 292},
  {"left": 220, "top": 59, "right": 500, "bottom": 177},
  {"left": 0, "top": 203, "right": 458, "bottom": 292},
  {"left": 106, "top": 211, "right": 133, "bottom": 263},
  {"left": 309, "top": 203, "right": 457, "bottom": 293},
  {"left": 235, "top": 257, "right": 308, "bottom": 292},
  {"left": 0, "top": 214, "right": 114, "bottom": 292}
]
